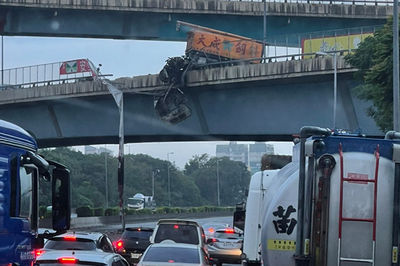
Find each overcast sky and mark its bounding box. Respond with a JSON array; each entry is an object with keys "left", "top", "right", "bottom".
[{"left": 5, "top": 36, "right": 293, "bottom": 168}]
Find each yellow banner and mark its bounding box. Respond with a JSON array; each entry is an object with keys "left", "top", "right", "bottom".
[
  {"left": 302, "top": 33, "right": 373, "bottom": 59},
  {"left": 186, "top": 31, "right": 263, "bottom": 62},
  {"left": 267, "top": 239, "right": 296, "bottom": 251}
]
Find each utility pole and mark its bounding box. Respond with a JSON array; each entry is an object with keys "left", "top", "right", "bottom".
[
  {"left": 103, "top": 79, "right": 125, "bottom": 231},
  {"left": 104, "top": 145, "right": 108, "bottom": 208},
  {"left": 167, "top": 152, "right": 174, "bottom": 207},
  {"left": 394, "top": 0, "right": 400, "bottom": 131},
  {"left": 263, "top": 0, "right": 267, "bottom": 60},
  {"left": 216, "top": 159, "right": 220, "bottom": 206}
]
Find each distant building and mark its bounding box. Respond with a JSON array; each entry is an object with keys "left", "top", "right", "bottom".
[
  {"left": 85, "top": 145, "right": 113, "bottom": 155},
  {"left": 249, "top": 142, "right": 274, "bottom": 174},
  {"left": 216, "top": 142, "right": 248, "bottom": 166}
]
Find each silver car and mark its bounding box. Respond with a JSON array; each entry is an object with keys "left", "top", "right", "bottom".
[
  {"left": 206, "top": 228, "right": 243, "bottom": 266},
  {"left": 137, "top": 241, "right": 211, "bottom": 266},
  {"left": 35, "top": 250, "right": 129, "bottom": 266}
]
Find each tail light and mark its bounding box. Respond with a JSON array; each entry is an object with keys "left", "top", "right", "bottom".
[
  {"left": 58, "top": 257, "right": 77, "bottom": 264},
  {"left": 212, "top": 238, "right": 219, "bottom": 243},
  {"left": 63, "top": 235, "right": 77, "bottom": 241},
  {"left": 208, "top": 228, "right": 214, "bottom": 234},
  {"left": 113, "top": 239, "right": 124, "bottom": 250},
  {"left": 173, "top": 225, "right": 179, "bottom": 229},
  {"left": 225, "top": 228, "right": 235, "bottom": 234},
  {"left": 34, "top": 249, "right": 45, "bottom": 258}
]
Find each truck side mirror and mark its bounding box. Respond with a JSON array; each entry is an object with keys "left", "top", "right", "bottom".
[{"left": 52, "top": 167, "right": 71, "bottom": 231}]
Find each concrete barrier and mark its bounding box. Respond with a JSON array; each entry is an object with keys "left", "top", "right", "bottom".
[{"left": 39, "top": 211, "right": 234, "bottom": 230}]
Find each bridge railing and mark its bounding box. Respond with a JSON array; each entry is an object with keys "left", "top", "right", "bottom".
[
  {"left": 229, "top": 0, "right": 393, "bottom": 5},
  {"left": 4, "top": 0, "right": 394, "bottom": 6},
  {"left": 0, "top": 60, "right": 111, "bottom": 91}
]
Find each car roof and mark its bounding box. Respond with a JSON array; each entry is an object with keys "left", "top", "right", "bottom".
[
  {"left": 157, "top": 219, "right": 200, "bottom": 227},
  {"left": 51, "top": 231, "right": 104, "bottom": 241},
  {"left": 37, "top": 250, "right": 116, "bottom": 263}
]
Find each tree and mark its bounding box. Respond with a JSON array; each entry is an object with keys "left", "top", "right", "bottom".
[
  {"left": 187, "top": 156, "right": 250, "bottom": 206},
  {"left": 345, "top": 18, "right": 395, "bottom": 131}
]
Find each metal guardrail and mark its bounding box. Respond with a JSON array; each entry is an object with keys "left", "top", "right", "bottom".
[
  {"left": 0, "top": 60, "right": 112, "bottom": 91},
  {"left": 1, "top": 0, "right": 394, "bottom": 6}
]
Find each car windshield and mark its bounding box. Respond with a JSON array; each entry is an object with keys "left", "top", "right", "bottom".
[
  {"left": 154, "top": 224, "right": 199, "bottom": 245},
  {"left": 143, "top": 246, "right": 200, "bottom": 263},
  {"left": 123, "top": 230, "right": 153, "bottom": 240},
  {"left": 44, "top": 238, "right": 97, "bottom": 250}
]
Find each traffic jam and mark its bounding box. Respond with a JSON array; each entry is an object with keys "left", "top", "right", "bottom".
[{"left": 33, "top": 219, "right": 244, "bottom": 266}]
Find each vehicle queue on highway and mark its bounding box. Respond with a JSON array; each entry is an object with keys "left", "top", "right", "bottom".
[{"left": 33, "top": 219, "right": 243, "bottom": 266}]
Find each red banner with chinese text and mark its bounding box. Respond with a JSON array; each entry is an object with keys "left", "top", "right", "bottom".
[
  {"left": 186, "top": 31, "right": 263, "bottom": 63},
  {"left": 59, "top": 59, "right": 96, "bottom": 76}
]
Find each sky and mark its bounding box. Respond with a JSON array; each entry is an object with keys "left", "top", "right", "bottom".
[{"left": 4, "top": 36, "right": 294, "bottom": 168}]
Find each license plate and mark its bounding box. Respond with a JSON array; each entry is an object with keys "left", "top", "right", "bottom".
[
  {"left": 131, "top": 253, "right": 142, "bottom": 259},
  {"left": 221, "top": 242, "right": 238, "bottom": 249}
]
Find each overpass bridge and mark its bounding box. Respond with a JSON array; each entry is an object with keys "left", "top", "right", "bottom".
[
  {"left": 0, "top": 56, "right": 382, "bottom": 147},
  {"left": 0, "top": 0, "right": 390, "bottom": 45}
]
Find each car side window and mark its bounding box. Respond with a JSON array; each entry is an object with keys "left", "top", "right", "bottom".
[{"left": 100, "top": 236, "right": 114, "bottom": 253}]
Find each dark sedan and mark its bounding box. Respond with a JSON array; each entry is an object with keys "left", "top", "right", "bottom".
[{"left": 114, "top": 227, "right": 154, "bottom": 265}]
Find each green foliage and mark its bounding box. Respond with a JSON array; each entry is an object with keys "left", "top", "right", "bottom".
[
  {"left": 76, "top": 206, "right": 94, "bottom": 217},
  {"left": 345, "top": 18, "right": 396, "bottom": 131},
  {"left": 38, "top": 148, "right": 250, "bottom": 210},
  {"left": 105, "top": 207, "right": 119, "bottom": 216},
  {"left": 94, "top": 207, "right": 104, "bottom": 216}
]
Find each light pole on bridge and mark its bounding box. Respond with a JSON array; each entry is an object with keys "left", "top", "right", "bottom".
[{"left": 167, "top": 152, "right": 174, "bottom": 207}]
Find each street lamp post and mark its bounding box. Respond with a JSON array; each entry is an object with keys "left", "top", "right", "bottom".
[
  {"left": 317, "top": 51, "right": 338, "bottom": 129},
  {"left": 216, "top": 158, "right": 221, "bottom": 206},
  {"left": 152, "top": 169, "right": 160, "bottom": 199},
  {"left": 167, "top": 152, "right": 174, "bottom": 207},
  {"left": 104, "top": 145, "right": 109, "bottom": 208},
  {"left": 102, "top": 79, "right": 125, "bottom": 231}
]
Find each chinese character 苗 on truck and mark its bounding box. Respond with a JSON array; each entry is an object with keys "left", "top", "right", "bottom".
[
  {"left": 0, "top": 119, "right": 71, "bottom": 265},
  {"left": 176, "top": 21, "right": 264, "bottom": 66}
]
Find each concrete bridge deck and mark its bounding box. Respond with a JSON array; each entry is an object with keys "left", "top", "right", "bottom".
[
  {"left": 0, "top": 0, "right": 389, "bottom": 44},
  {"left": 0, "top": 57, "right": 381, "bottom": 147}
]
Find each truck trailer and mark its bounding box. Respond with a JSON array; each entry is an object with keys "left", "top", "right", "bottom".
[{"left": 241, "top": 126, "right": 400, "bottom": 266}]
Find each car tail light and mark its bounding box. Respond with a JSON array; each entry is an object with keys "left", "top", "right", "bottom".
[
  {"left": 137, "top": 228, "right": 141, "bottom": 231},
  {"left": 225, "top": 228, "right": 235, "bottom": 234},
  {"left": 113, "top": 239, "right": 124, "bottom": 250},
  {"left": 63, "top": 235, "right": 77, "bottom": 241},
  {"left": 58, "top": 257, "right": 77, "bottom": 264},
  {"left": 212, "top": 238, "right": 219, "bottom": 243},
  {"left": 208, "top": 228, "right": 214, "bottom": 233},
  {"left": 173, "top": 225, "right": 179, "bottom": 229},
  {"left": 34, "top": 249, "right": 45, "bottom": 258},
  {"left": 168, "top": 260, "right": 175, "bottom": 263}
]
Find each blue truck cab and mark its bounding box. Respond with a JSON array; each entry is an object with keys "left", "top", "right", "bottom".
[{"left": 0, "top": 120, "right": 71, "bottom": 265}]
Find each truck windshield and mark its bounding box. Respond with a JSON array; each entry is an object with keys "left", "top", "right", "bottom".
[
  {"left": 19, "top": 167, "right": 32, "bottom": 220},
  {"left": 127, "top": 198, "right": 143, "bottom": 205}
]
